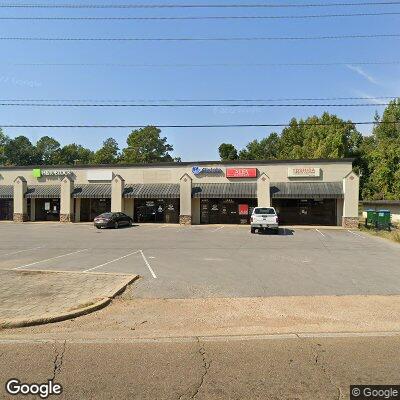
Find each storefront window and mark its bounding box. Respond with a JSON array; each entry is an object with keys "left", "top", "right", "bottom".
[
  {"left": 134, "top": 199, "right": 179, "bottom": 224},
  {"left": 35, "top": 199, "right": 60, "bottom": 221},
  {"left": 200, "top": 199, "right": 257, "bottom": 225}
]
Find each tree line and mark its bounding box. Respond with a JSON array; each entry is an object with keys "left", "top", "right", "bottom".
[
  {"left": 0, "top": 125, "right": 177, "bottom": 166},
  {"left": 219, "top": 99, "right": 400, "bottom": 200},
  {"left": 0, "top": 101, "right": 399, "bottom": 200}
]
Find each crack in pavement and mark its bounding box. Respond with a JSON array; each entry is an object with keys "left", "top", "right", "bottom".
[
  {"left": 193, "top": 337, "right": 211, "bottom": 400},
  {"left": 51, "top": 340, "right": 66, "bottom": 382},
  {"left": 177, "top": 338, "right": 211, "bottom": 400},
  {"left": 311, "top": 342, "right": 343, "bottom": 400}
]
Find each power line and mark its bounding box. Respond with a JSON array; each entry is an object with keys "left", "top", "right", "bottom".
[
  {"left": 1, "top": 2, "right": 400, "bottom": 8},
  {"left": 1, "top": 11, "right": 400, "bottom": 20},
  {"left": 0, "top": 121, "right": 397, "bottom": 128},
  {"left": 1, "top": 33, "right": 400, "bottom": 41},
  {"left": 0, "top": 102, "right": 392, "bottom": 107},
  {"left": 8, "top": 61, "right": 400, "bottom": 68},
  {"left": 0, "top": 96, "right": 397, "bottom": 102}
]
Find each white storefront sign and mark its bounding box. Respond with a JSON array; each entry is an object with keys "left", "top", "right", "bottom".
[
  {"left": 86, "top": 170, "right": 113, "bottom": 181},
  {"left": 288, "top": 167, "right": 321, "bottom": 178}
]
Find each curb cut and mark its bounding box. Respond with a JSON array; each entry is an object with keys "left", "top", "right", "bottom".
[{"left": 0, "top": 275, "right": 139, "bottom": 330}]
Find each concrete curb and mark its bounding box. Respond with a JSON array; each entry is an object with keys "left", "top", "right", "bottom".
[{"left": 0, "top": 275, "right": 139, "bottom": 330}]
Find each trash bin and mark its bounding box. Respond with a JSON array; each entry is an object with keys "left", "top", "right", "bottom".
[
  {"left": 377, "top": 210, "right": 391, "bottom": 231},
  {"left": 365, "top": 209, "right": 377, "bottom": 227}
]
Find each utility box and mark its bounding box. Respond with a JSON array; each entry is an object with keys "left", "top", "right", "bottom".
[{"left": 377, "top": 210, "right": 391, "bottom": 231}]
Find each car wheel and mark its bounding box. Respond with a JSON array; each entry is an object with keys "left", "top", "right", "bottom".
[
  {"left": 96, "top": 226, "right": 101, "bottom": 230},
  {"left": 274, "top": 229, "right": 279, "bottom": 235},
  {"left": 251, "top": 227, "right": 255, "bottom": 234},
  {"left": 114, "top": 222, "right": 119, "bottom": 229}
]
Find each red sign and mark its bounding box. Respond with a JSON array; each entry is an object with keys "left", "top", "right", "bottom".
[
  {"left": 226, "top": 168, "right": 257, "bottom": 178},
  {"left": 239, "top": 204, "right": 249, "bottom": 216}
]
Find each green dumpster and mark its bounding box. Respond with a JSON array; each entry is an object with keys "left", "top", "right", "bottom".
[
  {"left": 365, "top": 209, "right": 377, "bottom": 227},
  {"left": 377, "top": 210, "right": 391, "bottom": 231}
]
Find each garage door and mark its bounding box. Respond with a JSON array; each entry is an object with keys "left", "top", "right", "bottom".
[{"left": 273, "top": 199, "right": 337, "bottom": 226}]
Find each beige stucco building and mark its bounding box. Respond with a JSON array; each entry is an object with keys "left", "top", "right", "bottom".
[{"left": 0, "top": 159, "right": 359, "bottom": 228}]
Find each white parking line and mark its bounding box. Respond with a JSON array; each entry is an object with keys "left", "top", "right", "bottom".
[
  {"left": 83, "top": 250, "right": 140, "bottom": 273},
  {"left": 1, "top": 246, "right": 44, "bottom": 257},
  {"left": 13, "top": 249, "right": 88, "bottom": 270},
  {"left": 140, "top": 250, "right": 157, "bottom": 279},
  {"left": 347, "top": 230, "right": 365, "bottom": 239},
  {"left": 315, "top": 229, "right": 326, "bottom": 237},
  {"left": 212, "top": 226, "right": 225, "bottom": 233}
]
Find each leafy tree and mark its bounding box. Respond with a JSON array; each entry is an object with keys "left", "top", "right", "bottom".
[
  {"left": 92, "top": 138, "right": 120, "bottom": 164},
  {"left": 239, "top": 133, "right": 280, "bottom": 160},
  {"left": 360, "top": 99, "right": 400, "bottom": 199},
  {"left": 4, "top": 136, "right": 38, "bottom": 165},
  {"left": 0, "top": 129, "right": 10, "bottom": 165},
  {"left": 279, "top": 113, "right": 362, "bottom": 159},
  {"left": 56, "top": 143, "right": 94, "bottom": 165},
  {"left": 121, "top": 126, "right": 174, "bottom": 163},
  {"left": 35, "top": 136, "right": 61, "bottom": 165},
  {"left": 219, "top": 143, "right": 238, "bottom": 161}
]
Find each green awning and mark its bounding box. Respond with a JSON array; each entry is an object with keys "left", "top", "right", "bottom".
[
  {"left": 0, "top": 185, "right": 13, "bottom": 199},
  {"left": 192, "top": 183, "right": 257, "bottom": 199},
  {"left": 25, "top": 185, "right": 61, "bottom": 199},
  {"left": 73, "top": 184, "right": 111, "bottom": 199},
  {"left": 124, "top": 184, "right": 180, "bottom": 199},
  {"left": 271, "top": 182, "right": 343, "bottom": 199}
]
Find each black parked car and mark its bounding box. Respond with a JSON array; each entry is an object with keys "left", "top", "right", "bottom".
[{"left": 94, "top": 212, "right": 133, "bottom": 229}]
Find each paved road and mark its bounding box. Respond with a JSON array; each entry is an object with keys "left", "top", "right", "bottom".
[
  {"left": 0, "top": 223, "right": 399, "bottom": 298},
  {"left": 1, "top": 334, "right": 400, "bottom": 399}
]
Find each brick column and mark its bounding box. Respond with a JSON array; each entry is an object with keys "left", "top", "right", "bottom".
[
  {"left": 342, "top": 171, "right": 360, "bottom": 228},
  {"left": 111, "top": 174, "right": 125, "bottom": 212},
  {"left": 179, "top": 173, "right": 192, "bottom": 225},
  {"left": 13, "top": 176, "right": 28, "bottom": 222},
  {"left": 60, "top": 175, "right": 74, "bottom": 222},
  {"left": 257, "top": 172, "right": 271, "bottom": 207}
]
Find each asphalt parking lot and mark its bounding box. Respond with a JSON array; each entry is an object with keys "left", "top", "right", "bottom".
[{"left": 0, "top": 222, "right": 399, "bottom": 298}]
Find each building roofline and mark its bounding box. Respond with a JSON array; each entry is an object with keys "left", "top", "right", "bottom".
[{"left": 0, "top": 158, "right": 355, "bottom": 170}]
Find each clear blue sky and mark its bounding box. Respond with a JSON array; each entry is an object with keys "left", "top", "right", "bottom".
[{"left": 0, "top": 1, "right": 399, "bottom": 161}]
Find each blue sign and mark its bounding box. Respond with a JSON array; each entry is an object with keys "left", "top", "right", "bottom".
[{"left": 192, "top": 166, "right": 223, "bottom": 176}]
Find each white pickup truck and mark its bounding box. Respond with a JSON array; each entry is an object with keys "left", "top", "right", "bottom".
[{"left": 250, "top": 207, "right": 279, "bottom": 234}]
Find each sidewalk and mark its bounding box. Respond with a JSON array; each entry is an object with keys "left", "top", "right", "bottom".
[{"left": 0, "top": 269, "right": 137, "bottom": 328}]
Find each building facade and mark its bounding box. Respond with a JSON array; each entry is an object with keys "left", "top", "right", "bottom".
[{"left": 0, "top": 159, "right": 359, "bottom": 228}]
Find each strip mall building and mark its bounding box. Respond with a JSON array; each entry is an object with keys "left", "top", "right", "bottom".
[{"left": 0, "top": 159, "right": 359, "bottom": 228}]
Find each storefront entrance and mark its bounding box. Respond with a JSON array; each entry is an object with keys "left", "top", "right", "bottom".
[
  {"left": 80, "top": 198, "right": 111, "bottom": 222},
  {"left": 134, "top": 199, "right": 179, "bottom": 223},
  {"left": 200, "top": 199, "right": 257, "bottom": 224},
  {"left": 0, "top": 199, "right": 13, "bottom": 220},
  {"left": 273, "top": 199, "right": 337, "bottom": 226},
  {"left": 35, "top": 199, "right": 60, "bottom": 221}
]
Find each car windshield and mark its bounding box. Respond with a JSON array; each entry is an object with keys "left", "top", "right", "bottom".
[{"left": 254, "top": 208, "right": 275, "bottom": 215}]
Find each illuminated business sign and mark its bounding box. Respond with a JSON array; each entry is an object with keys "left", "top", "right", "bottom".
[
  {"left": 288, "top": 167, "right": 321, "bottom": 178},
  {"left": 33, "top": 169, "right": 73, "bottom": 178},
  {"left": 192, "top": 166, "right": 223, "bottom": 176},
  {"left": 226, "top": 168, "right": 257, "bottom": 178}
]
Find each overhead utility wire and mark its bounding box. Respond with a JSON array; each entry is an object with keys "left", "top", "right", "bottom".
[
  {"left": 1, "top": 96, "right": 397, "bottom": 102},
  {"left": 2, "top": 12, "right": 400, "bottom": 20},
  {"left": 1, "top": 2, "right": 400, "bottom": 9},
  {"left": 0, "top": 121, "right": 397, "bottom": 129},
  {"left": 1, "top": 34, "right": 400, "bottom": 41},
  {"left": 0, "top": 102, "right": 392, "bottom": 107},
  {"left": 9, "top": 61, "right": 400, "bottom": 67}
]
